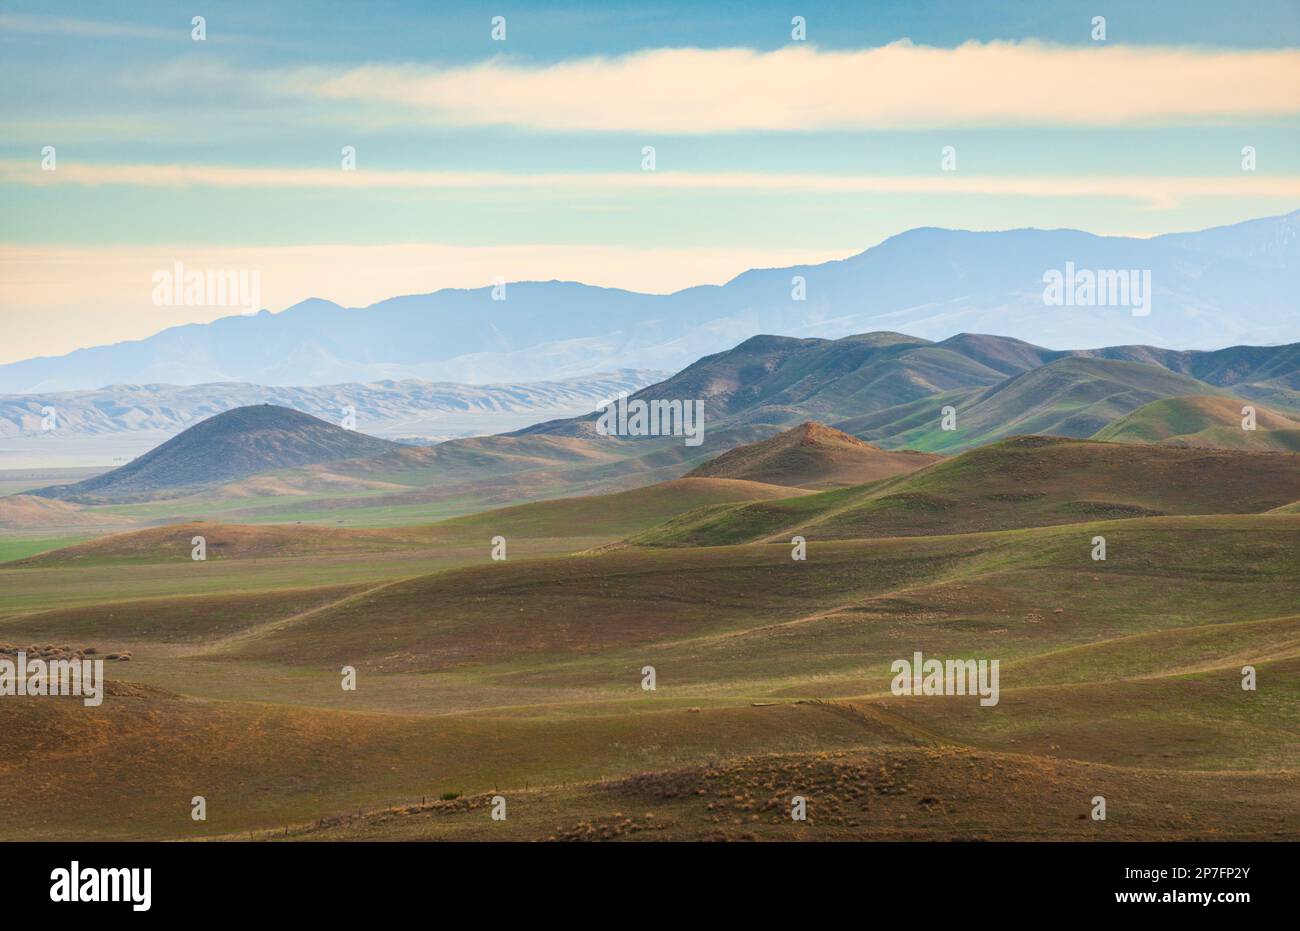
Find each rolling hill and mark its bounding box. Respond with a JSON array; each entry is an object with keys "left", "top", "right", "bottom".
[
  {"left": 1092, "top": 395, "right": 1300, "bottom": 451},
  {"left": 283, "top": 743, "right": 1297, "bottom": 841},
  {"left": 8, "top": 521, "right": 428, "bottom": 566},
  {"left": 3, "top": 511, "right": 1295, "bottom": 840},
  {"left": 9, "top": 330, "right": 1300, "bottom": 539},
  {"left": 519, "top": 331, "right": 1045, "bottom": 441},
  {"left": 12, "top": 476, "right": 805, "bottom": 567},
  {"left": 29, "top": 405, "right": 402, "bottom": 503},
  {"left": 872, "top": 357, "right": 1234, "bottom": 453},
  {"left": 686, "top": 421, "right": 940, "bottom": 488},
  {"left": 633, "top": 435, "right": 1300, "bottom": 546},
  {"left": 1, "top": 446, "right": 1297, "bottom": 840},
  {"left": 0, "top": 494, "right": 133, "bottom": 531},
  {"left": 519, "top": 330, "right": 1300, "bottom": 453}
]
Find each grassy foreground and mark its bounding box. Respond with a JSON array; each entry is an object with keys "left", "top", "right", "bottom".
[{"left": 0, "top": 439, "right": 1296, "bottom": 841}]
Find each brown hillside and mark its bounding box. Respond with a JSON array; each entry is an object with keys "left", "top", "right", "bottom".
[
  {"left": 687, "top": 421, "right": 940, "bottom": 488},
  {"left": 0, "top": 495, "right": 133, "bottom": 531},
  {"left": 15, "top": 476, "right": 802, "bottom": 566},
  {"left": 11, "top": 521, "right": 425, "bottom": 566}
]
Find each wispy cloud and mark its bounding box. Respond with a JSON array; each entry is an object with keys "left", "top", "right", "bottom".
[
  {"left": 6, "top": 160, "right": 1299, "bottom": 209},
  {"left": 0, "top": 12, "right": 176, "bottom": 40},
  {"left": 280, "top": 41, "right": 1300, "bottom": 132}
]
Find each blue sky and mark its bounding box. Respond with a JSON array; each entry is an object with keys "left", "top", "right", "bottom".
[{"left": 1, "top": 0, "right": 1299, "bottom": 362}]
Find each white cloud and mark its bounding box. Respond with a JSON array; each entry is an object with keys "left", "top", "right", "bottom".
[
  {"left": 285, "top": 41, "right": 1300, "bottom": 132},
  {"left": 0, "top": 13, "right": 175, "bottom": 39},
  {"left": 6, "top": 160, "right": 1299, "bottom": 209}
]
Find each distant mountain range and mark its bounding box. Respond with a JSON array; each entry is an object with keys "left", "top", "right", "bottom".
[
  {"left": 2, "top": 211, "right": 1297, "bottom": 393},
  {"left": 0, "top": 370, "right": 662, "bottom": 442}
]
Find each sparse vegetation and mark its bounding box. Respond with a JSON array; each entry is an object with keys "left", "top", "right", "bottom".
[{"left": 1, "top": 375, "right": 1297, "bottom": 843}]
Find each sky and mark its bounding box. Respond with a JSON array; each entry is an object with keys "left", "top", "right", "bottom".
[{"left": 2, "top": 0, "right": 1299, "bottom": 364}]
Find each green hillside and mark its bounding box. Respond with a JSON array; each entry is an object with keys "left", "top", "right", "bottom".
[
  {"left": 1092, "top": 395, "right": 1300, "bottom": 451},
  {"left": 880, "top": 357, "right": 1229, "bottom": 453},
  {"left": 634, "top": 435, "right": 1300, "bottom": 546}
]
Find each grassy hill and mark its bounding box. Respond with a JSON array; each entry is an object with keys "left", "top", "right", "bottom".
[
  {"left": 879, "top": 357, "right": 1230, "bottom": 453},
  {"left": 518, "top": 332, "right": 1300, "bottom": 450},
  {"left": 1092, "top": 395, "right": 1300, "bottom": 451},
  {"left": 1077, "top": 340, "right": 1300, "bottom": 409},
  {"left": 284, "top": 743, "right": 1296, "bottom": 841},
  {"left": 0, "top": 494, "right": 134, "bottom": 531},
  {"left": 30, "top": 405, "right": 402, "bottom": 503},
  {"left": 424, "top": 476, "right": 802, "bottom": 541},
  {"left": 8, "top": 521, "right": 429, "bottom": 566},
  {"left": 518, "top": 332, "right": 1042, "bottom": 440},
  {"left": 634, "top": 435, "right": 1300, "bottom": 546},
  {"left": 11, "top": 476, "right": 802, "bottom": 567},
  {"left": 686, "top": 421, "right": 940, "bottom": 488}
]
